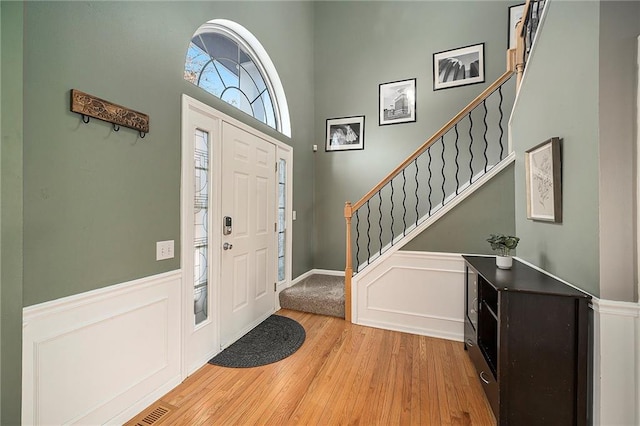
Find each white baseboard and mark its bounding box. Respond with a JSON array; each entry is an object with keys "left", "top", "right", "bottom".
[
  {"left": 106, "top": 376, "right": 182, "bottom": 426},
  {"left": 356, "top": 317, "right": 463, "bottom": 342},
  {"left": 352, "top": 251, "right": 465, "bottom": 342},
  {"left": 291, "top": 268, "right": 344, "bottom": 286},
  {"left": 22, "top": 270, "right": 182, "bottom": 425}
]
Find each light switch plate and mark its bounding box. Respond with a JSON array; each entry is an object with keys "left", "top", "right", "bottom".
[{"left": 156, "top": 240, "right": 174, "bottom": 260}]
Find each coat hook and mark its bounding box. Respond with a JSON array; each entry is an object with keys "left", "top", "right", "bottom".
[
  {"left": 82, "top": 114, "right": 90, "bottom": 124},
  {"left": 139, "top": 131, "right": 146, "bottom": 139},
  {"left": 113, "top": 123, "right": 120, "bottom": 132}
]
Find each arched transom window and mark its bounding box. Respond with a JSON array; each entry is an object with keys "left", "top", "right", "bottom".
[{"left": 185, "top": 20, "right": 291, "bottom": 137}]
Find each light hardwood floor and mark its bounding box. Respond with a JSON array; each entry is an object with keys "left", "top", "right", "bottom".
[{"left": 126, "top": 309, "right": 495, "bottom": 425}]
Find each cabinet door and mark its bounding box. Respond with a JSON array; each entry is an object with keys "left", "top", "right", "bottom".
[
  {"left": 500, "top": 292, "right": 585, "bottom": 425},
  {"left": 465, "top": 267, "right": 478, "bottom": 330}
]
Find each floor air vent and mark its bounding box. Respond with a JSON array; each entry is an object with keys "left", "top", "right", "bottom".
[{"left": 132, "top": 403, "right": 173, "bottom": 426}]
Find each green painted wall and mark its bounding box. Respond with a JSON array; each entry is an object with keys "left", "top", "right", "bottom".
[
  {"left": 1, "top": 3, "right": 3, "bottom": 418},
  {"left": 597, "top": 0, "right": 639, "bottom": 302},
  {"left": 1, "top": 4, "right": 3, "bottom": 420},
  {"left": 402, "top": 164, "right": 515, "bottom": 254},
  {"left": 511, "top": 1, "right": 601, "bottom": 297},
  {"left": 23, "top": 1, "right": 315, "bottom": 306},
  {"left": 312, "top": 1, "right": 520, "bottom": 270},
  {"left": 1, "top": 2, "right": 24, "bottom": 423},
  {"left": 511, "top": 0, "right": 639, "bottom": 300}
]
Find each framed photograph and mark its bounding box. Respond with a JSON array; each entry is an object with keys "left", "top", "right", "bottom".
[
  {"left": 433, "top": 43, "right": 485, "bottom": 90},
  {"left": 379, "top": 78, "right": 416, "bottom": 126},
  {"left": 325, "top": 116, "right": 365, "bottom": 152},
  {"left": 525, "top": 137, "right": 562, "bottom": 222},
  {"left": 509, "top": 4, "right": 525, "bottom": 49}
]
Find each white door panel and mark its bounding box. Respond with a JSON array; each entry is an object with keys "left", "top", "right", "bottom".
[{"left": 220, "top": 122, "right": 276, "bottom": 348}]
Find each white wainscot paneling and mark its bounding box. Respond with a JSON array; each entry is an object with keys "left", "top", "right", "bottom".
[
  {"left": 592, "top": 298, "right": 640, "bottom": 426},
  {"left": 353, "top": 251, "right": 465, "bottom": 341},
  {"left": 22, "top": 271, "right": 182, "bottom": 426}
]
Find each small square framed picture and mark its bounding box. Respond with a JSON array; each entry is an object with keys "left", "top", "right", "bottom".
[
  {"left": 433, "top": 43, "right": 485, "bottom": 90},
  {"left": 325, "top": 116, "right": 365, "bottom": 152},
  {"left": 379, "top": 78, "right": 416, "bottom": 126}
]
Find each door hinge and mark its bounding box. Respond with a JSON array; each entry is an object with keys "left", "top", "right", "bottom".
[
  {"left": 274, "top": 282, "right": 277, "bottom": 292},
  {"left": 275, "top": 162, "right": 278, "bottom": 172},
  {"left": 274, "top": 222, "right": 277, "bottom": 232}
]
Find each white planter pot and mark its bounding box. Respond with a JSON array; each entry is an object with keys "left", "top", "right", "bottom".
[{"left": 496, "top": 255, "right": 513, "bottom": 269}]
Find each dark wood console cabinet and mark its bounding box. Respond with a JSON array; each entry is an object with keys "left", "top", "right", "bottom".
[{"left": 463, "top": 255, "right": 591, "bottom": 425}]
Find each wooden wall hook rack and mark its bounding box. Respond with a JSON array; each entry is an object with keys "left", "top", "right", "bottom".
[{"left": 70, "top": 89, "right": 149, "bottom": 136}]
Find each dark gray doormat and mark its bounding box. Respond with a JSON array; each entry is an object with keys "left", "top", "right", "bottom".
[{"left": 208, "top": 314, "right": 305, "bottom": 368}]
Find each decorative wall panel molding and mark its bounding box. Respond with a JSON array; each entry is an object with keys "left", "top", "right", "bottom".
[
  {"left": 353, "top": 251, "right": 465, "bottom": 341},
  {"left": 22, "top": 271, "right": 181, "bottom": 425}
]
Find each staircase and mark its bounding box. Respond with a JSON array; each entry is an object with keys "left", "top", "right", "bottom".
[
  {"left": 343, "top": 0, "right": 546, "bottom": 322},
  {"left": 281, "top": 0, "right": 545, "bottom": 323},
  {"left": 342, "top": 72, "right": 515, "bottom": 322}
]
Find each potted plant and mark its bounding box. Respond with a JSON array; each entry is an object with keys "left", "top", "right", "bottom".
[{"left": 486, "top": 233, "right": 520, "bottom": 269}]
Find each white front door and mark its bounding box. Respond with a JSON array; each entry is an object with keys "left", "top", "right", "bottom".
[
  {"left": 220, "top": 122, "right": 276, "bottom": 348},
  {"left": 181, "top": 98, "right": 221, "bottom": 375}
]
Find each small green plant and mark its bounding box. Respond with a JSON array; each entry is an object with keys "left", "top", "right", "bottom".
[{"left": 487, "top": 233, "right": 520, "bottom": 257}]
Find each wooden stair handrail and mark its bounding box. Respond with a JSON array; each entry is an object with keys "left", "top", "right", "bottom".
[
  {"left": 349, "top": 69, "right": 514, "bottom": 213},
  {"left": 344, "top": 0, "right": 536, "bottom": 324},
  {"left": 519, "top": 0, "right": 533, "bottom": 39},
  {"left": 515, "top": 0, "right": 535, "bottom": 87}
]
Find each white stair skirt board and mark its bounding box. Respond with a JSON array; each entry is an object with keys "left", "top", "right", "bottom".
[
  {"left": 353, "top": 251, "right": 465, "bottom": 342},
  {"left": 22, "top": 270, "right": 182, "bottom": 426}
]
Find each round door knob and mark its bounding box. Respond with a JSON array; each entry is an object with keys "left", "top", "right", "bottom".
[{"left": 223, "top": 242, "right": 233, "bottom": 250}]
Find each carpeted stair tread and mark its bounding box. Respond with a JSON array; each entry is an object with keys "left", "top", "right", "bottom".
[{"left": 279, "top": 274, "right": 345, "bottom": 318}]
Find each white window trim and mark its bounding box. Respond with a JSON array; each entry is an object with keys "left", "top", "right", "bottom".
[{"left": 193, "top": 19, "right": 292, "bottom": 138}]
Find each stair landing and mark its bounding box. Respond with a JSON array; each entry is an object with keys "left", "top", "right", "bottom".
[{"left": 279, "top": 274, "right": 345, "bottom": 318}]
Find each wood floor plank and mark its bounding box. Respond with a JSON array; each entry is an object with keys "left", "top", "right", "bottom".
[
  {"left": 247, "top": 318, "right": 344, "bottom": 425},
  {"left": 409, "top": 335, "right": 424, "bottom": 425},
  {"left": 125, "top": 310, "right": 494, "bottom": 426},
  {"left": 328, "top": 331, "right": 380, "bottom": 424},
  {"left": 320, "top": 326, "right": 374, "bottom": 424}
]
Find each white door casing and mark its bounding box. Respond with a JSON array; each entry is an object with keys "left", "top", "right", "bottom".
[
  {"left": 220, "top": 122, "right": 276, "bottom": 348},
  {"left": 275, "top": 146, "right": 293, "bottom": 303},
  {"left": 181, "top": 98, "right": 222, "bottom": 375},
  {"left": 181, "top": 95, "right": 292, "bottom": 376}
]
